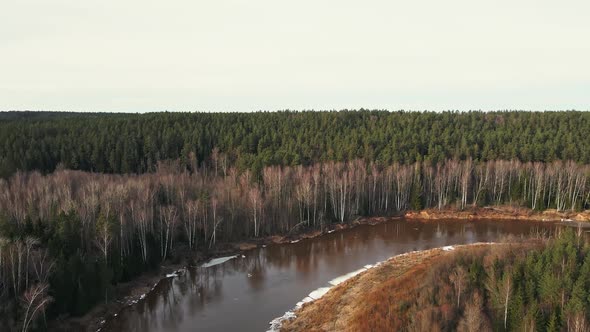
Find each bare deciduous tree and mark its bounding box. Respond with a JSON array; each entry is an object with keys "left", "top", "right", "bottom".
[
  {"left": 449, "top": 266, "right": 467, "bottom": 307},
  {"left": 94, "top": 215, "right": 113, "bottom": 263},
  {"left": 184, "top": 199, "right": 200, "bottom": 249},
  {"left": 160, "top": 205, "right": 178, "bottom": 259},
  {"left": 457, "top": 292, "right": 490, "bottom": 332},
  {"left": 20, "top": 283, "right": 52, "bottom": 332}
]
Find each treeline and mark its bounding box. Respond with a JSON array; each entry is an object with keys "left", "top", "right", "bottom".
[
  {"left": 0, "top": 158, "right": 589, "bottom": 330},
  {"left": 383, "top": 229, "right": 590, "bottom": 331},
  {"left": 1, "top": 110, "right": 590, "bottom": 178},
  {"left": 0, "top": 111, "right": 105, "bottom": 121}
]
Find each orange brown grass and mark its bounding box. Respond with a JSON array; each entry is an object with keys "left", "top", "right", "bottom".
[{"left": 281, "top": 243, "right": 526, "bottom": 332}]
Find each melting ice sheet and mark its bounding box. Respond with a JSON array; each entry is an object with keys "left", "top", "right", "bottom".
[{"left": 201, "top": 255, "right": 239, "bottom": 268}]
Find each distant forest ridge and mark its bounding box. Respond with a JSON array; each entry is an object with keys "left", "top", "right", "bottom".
[{"left": 1, "top": 110, "right": 589, "bottom": 177}]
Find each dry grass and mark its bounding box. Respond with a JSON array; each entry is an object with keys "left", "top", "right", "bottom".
[{"left": 281, "top": 243, "right": 511, "bottom": 332}]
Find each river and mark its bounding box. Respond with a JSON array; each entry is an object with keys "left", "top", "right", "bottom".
[{"left": 101, "top": 218, "right": 556, "bottom": 332}]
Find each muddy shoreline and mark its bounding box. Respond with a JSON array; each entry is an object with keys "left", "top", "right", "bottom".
[{"left": 51, "top": 206, "right": 588, "bottom": 331}]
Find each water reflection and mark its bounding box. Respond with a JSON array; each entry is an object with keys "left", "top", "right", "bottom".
[{"left": 103, "top": 219, "right": 557, "bottom": 332}]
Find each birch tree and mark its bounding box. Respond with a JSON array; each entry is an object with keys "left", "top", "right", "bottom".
[
  {"left": 459, "top": 159, "right": 472, "bottom": 210},
  {"left": 450, "top": 266, "right": 467, "bottom": 307},
  {"left": 249, "top": 186, "right": 262, "bottom": 237},
  {"left": 95, "top": 214, "right": 113, "bottom": 264},
  {"left": 160, "top": 205, "right": 178, "bottom": 259},
  {"left": 184, "top": 199, "right": 199, "bottom": 249},
  {"left": 20, "top": 283, "right": 52, "bottom": 332}
]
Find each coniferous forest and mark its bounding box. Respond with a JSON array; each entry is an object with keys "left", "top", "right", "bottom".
[
  {"left": 0, "top": 110, "right": 590, "bottom": 331},
  {"left": 1, "top": 110, "right": 590, "bottom": 178}
]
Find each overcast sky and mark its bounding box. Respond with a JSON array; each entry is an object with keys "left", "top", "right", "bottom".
[{"left": 1, "top": 0, "right": 589, "bottom": 112}]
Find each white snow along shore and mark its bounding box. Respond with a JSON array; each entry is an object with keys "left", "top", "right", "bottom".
[
  {"left": 267, "top": 260, "right": 386, "bottom": 331},
  {"left": 267, "top": 243, "right": 494, "bottom": 331}
]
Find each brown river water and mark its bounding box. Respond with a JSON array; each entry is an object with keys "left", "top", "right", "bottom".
[{"left": 101, "top": 218, "right": 558, "bottom": 332}]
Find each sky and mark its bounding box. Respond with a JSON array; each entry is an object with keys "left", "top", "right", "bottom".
[{"left": 1, "top": 0, "right": 589, "bottom": 112}]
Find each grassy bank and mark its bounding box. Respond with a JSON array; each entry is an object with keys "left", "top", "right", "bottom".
[{"left": 281, "top": 241, "right": 544, "bottom": 332}]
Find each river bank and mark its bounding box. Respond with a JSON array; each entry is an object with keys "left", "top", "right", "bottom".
[
  {"left": 48, "top": 253, "right": 200, "bottom": 332},
  {"left": 278, "top": 241, "right": 542, "bottom": 331},
  {"left": 405, "top": 206, "right": 590, "bottom": 222},
  {"left": 50, "top": 206, "right": 582, "bottom": 331},
  {"left": 50, "top": 215, "right": 399, "bottom": 332}
]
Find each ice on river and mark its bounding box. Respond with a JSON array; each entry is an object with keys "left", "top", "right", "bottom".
[
  {"left": 267, "top": 310, "right": 296, "bottom": 332},
  {"left": 266, "top": 287, "right": 329, "bottom": 332},
  {"left": 201, "top": 255, "right": 239, "bottom": 268}
]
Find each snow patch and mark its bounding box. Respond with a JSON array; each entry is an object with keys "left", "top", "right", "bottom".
[
  {"left": 267, "top": 266, "right": 374, "bottom": 331},
  {"left": 295, "top": 296, "right": 314, "bottom": 308},
  {"left": 308, "top": 287, "right": 331, "bottom": 300},
  {"left": 329, "top": 268, "right": 367, "bottom": 286},
  {"left": 267, "top": 310, "right": 297, "bottom": 332},
  {"left": 165, "top": 268, "right": 186, "bottom": 278},
  {"left": 201, "top": 255, "right": 238, "bottom": 268},
  {"left": 290, "top": 239, "right": 300, "bottom": 244},
  {"left": 442, "top": 246, "right": 455, "bottom": 251},
  {"left": 327, "top": 229, "right": 335, "bottom": 234}
]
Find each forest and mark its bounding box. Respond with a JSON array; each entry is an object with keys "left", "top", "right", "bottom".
[
  {"left": 0, "top": 158, "right": 589, "bottom": 330},
  {"left": 1, "top": 110, "right": 590, "bottom": 178},
  {"left": 356, "top": 229, "right": 590, "bottom": 331},
  {"left": 0, "top": 110, "right": 590, "bottom": 331}
]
